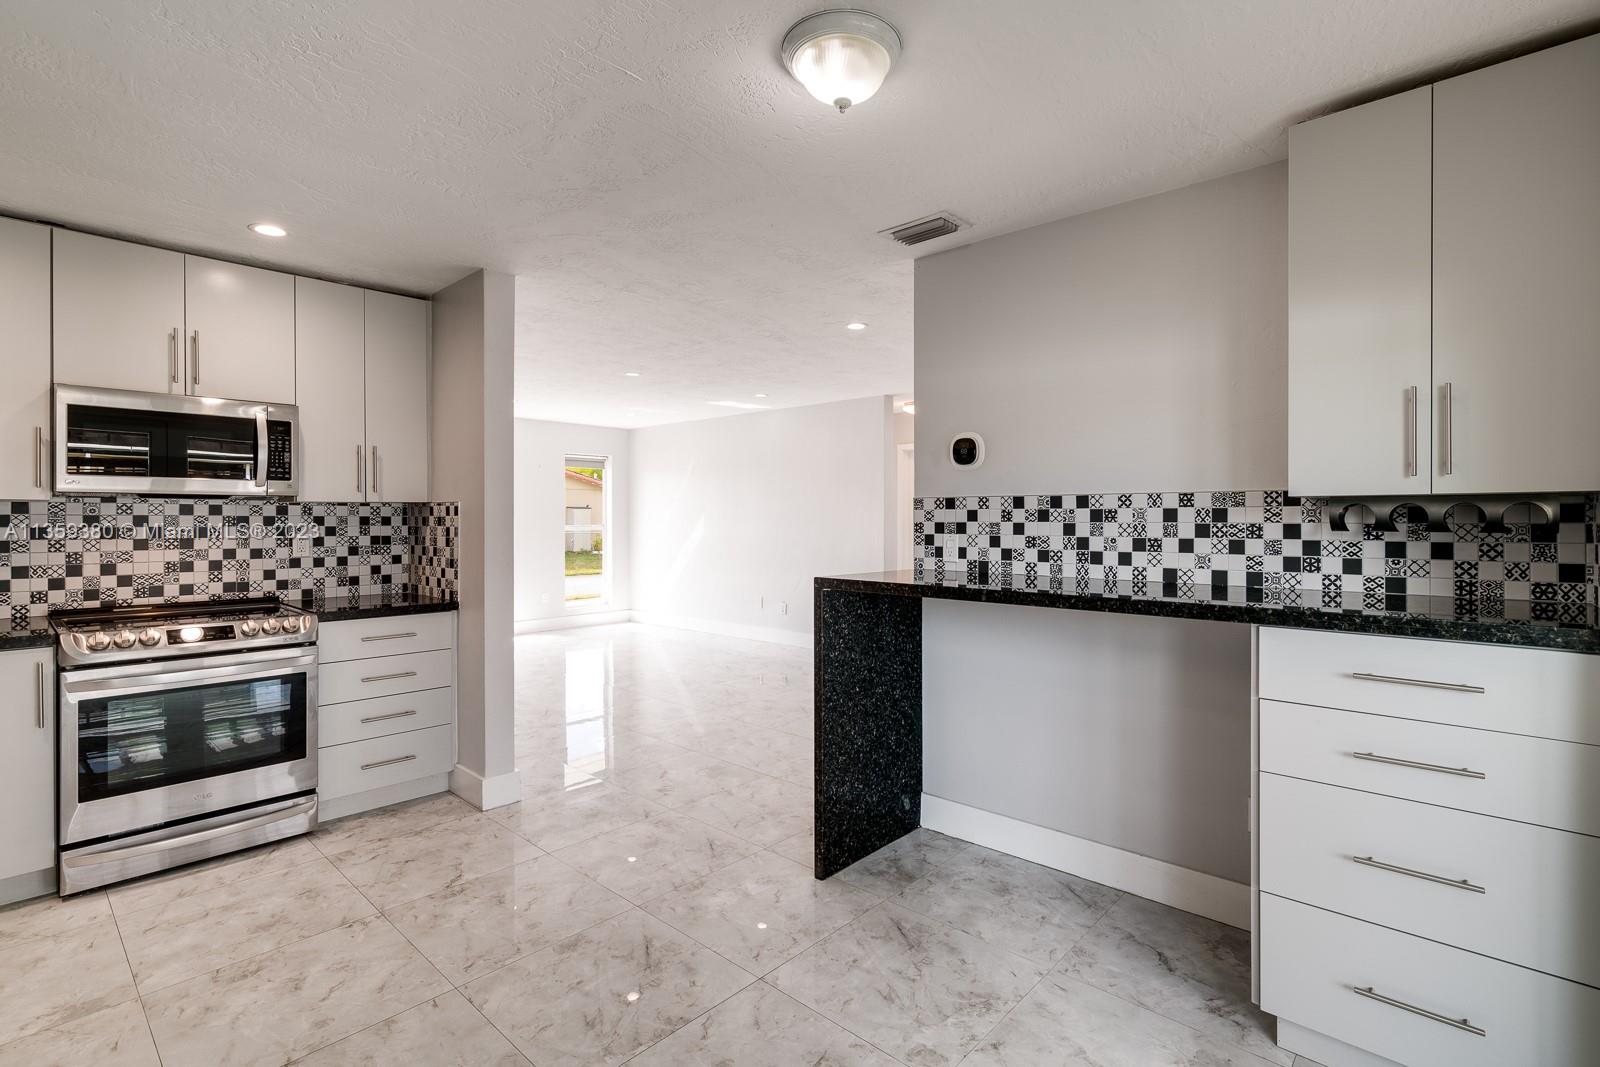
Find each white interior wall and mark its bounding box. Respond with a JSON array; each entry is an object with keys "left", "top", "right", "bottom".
[
  {"left": 913, "top": 163, "right": 1288, "bottom": 889},
  {"left": 514, "top": 419, "right": 633, "bottom": 625},
  {"left": 630, "top": 396, "right": 895, "bottom": 644}
]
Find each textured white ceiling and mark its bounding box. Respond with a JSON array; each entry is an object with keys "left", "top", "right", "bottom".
[{"left": 1, "top": 1, "right": 1593, "bottom": 427}]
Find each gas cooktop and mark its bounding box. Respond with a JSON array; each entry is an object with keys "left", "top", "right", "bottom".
[{"left": 53, "top": 597, "right": 318, "bottom": 666}]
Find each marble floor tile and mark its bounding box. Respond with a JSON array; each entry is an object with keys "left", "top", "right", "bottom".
[
  {"left": 0, "top": 888, "right": 112, "bottom": 949},
  {"left": 462, "top": 910, "right": 754, "bottom": 1067},
  {"left": 117, "top": 856, "right": 375, "bottom": 992},
  {"left": 833, "top": 827, "right": 978, "bottom": 898},
  {"left": 106, "top": 838, "right": 323, "bottom": 917},
  {"left": 769, "top": 753, "right": 816, "bottom": 788},
  {"left": 0, "top": 999, "right": 160, "bottom": 1067},
  {"left": 606, "top": 750, "right": 771, "bottom": 809},
  {"left": 292, "top": 991, "right": 530, "bottom": 1066},
  {"left": 963, "top": 973, "right": 1281, "bottom": 1067},
  {"left": 1062, "top": 894, "right": 1290, "bottom": 1066},
  {"left": 383, "top": 854, "right": 631, "bottom": 984},
  {"left": 892, "top": 848, "right": 1121, "bottom": 966},
  {"left": 771, "top": 827, "right": 817, "bottom": 869},
  {"left": 489, "top": 781, "right": 661, "bottom": 852},
  {"left": 643, "top": 850, "right": 878, "bottom": 975},
  {"left": 309, "top": 791, "right": 480, "bottom": 859},
  {"left": 325, "top": 812, "right": 542, "bottom": 910},
  {"left": 552, "top": 811, "right": 761, "bottom": 904},
  {"left": 0, "top": 911, "right": 137, "bottom": 1046},
  {"left": 142, "top": 914, "right": 450, "bottom": 1067},
  {"left": 679, "top": 722, "right": 815, "bottom": 776},
  {"left": 768, "top": 902, "right": 1045, "bottom": 1067},
  {"left": 672, "top": 773, "right": 814, "bottom": 846},
  {"left": 628, "top": 982, "right": 899, "bottom": 1067}
]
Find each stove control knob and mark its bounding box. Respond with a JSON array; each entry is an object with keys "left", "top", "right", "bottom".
[
  {"left": 261, "top": 618, "right": 282, "bottom": 635},
  {"left": 112, "top": 629, "right": 137, "bottom": 649},
  {"left": 85, "top": 632, "right": 112, "bottom": 651},
  {"left": 138, "top": 628, "right": 162, "bottom": 646},
  {"left": 280, "top": 617, "right": 301, "bottom": 634},
  {"left": 239, "top": 620, "right": 261, "bottom": 636}
]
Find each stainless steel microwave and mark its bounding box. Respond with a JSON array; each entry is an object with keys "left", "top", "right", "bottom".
[{"left": 54, "top": 385, "right": 298, "bottom": 497}]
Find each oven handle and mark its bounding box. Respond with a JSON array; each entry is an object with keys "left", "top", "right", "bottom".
[
  {"left": 61, "top": 649, "right": 319, "bottom": 696},
  {"left": 60, "top": 795, "right": 318, "bottom": 869}
]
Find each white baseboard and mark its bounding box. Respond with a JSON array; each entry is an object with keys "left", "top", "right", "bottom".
[
  {"left": 628, "top": 610, "right": 812, "bottom": 648},
  {"left": 514, "top": 610, "right": 633, "bottom": 634},
  {"left": 920, "top": 794, "right": 1251, "bottom": 930},
  {"left": 449, "top": 764, "right": 522, "bottom": 811}
]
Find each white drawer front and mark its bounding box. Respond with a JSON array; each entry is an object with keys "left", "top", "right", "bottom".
[
  {"left": 319, "top": 687, "right": 454, "bottom": 748},
  {"left": 320, "top": 649, "right": 453, "bottom": 704},
  {"left": 1260, "top": 773, "right": 1600, "bottom": 987},
  {"left": 1261, "top": 894, "right": 1600, "bottom": 1067},
  {"left": 318, "top": 612, "right": 454, "bottom": 664},
  {"left": 319, "top": 724, "right": 454, "bottom": 800},
  {"left": 1260, "top": 699, "right": 1600, "bottom": 837},
  {"left": 1258, "top": 627, "right": 1600, "bottom": 744}
]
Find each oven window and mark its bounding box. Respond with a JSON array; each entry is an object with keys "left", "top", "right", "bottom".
[{"left": 76, "top": 674, "right": 308, "bottom": 803}]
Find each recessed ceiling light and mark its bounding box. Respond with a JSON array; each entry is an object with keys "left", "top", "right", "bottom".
[
  {"left": 754, "top": 393, "right": 769, "bottom": 398},
  {"left": 709, "top": 400, "right": 770, "bottom": 410},
  {"left": 846, "top": 321, "right": 867, "bottom": 330},
  {"left": 248, "top": 223, "right": 287, "bottom": 237},
  {"left": 626, "top": 991, "right": 641, "bottom": 1003},
  {"left": 901, "top": 402, "right": 916, "bottom": 415}
]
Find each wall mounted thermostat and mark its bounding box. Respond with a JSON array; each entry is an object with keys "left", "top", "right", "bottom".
[{"left": 949, "top": 432, "right": 985, "bottom": 468}]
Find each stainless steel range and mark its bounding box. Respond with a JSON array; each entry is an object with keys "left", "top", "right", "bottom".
[{"left": 54, "top": 598, "right": 319, "bottom": 895}]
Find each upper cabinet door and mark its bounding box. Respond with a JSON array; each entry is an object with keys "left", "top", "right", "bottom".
[
  {"left": 1287, "top": 87, "right": 1433, "bottom": 497},
  {"left": 0, "top": 220, "right": 52, "bottom": 500},
  {"left": 53, "top": 229, "right": 185, "bottom": 394},
  {"left": 1434, "top": 35, "right": 1600, "bottom": 494},
  {"left": 294, "top": 278, "right": 367, "bottom": 502},
  {"left": 184, "top": 255, "right": 295, "bottom": 404},
  {"left": 363, "top": 290, "right": 429, "bottom": 501}
]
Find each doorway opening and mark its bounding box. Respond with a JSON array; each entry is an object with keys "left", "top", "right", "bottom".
[{"left": 563, "top": 455, "right": 610, "bottom": 604}]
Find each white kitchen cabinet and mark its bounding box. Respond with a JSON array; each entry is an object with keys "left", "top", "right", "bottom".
[
  {"left": 0, "top": 647, "right": 55, "bottom": 899},
  {"left": 0, "top": 219, "right": 53, "bottom": 499},
  {"left": 52, "top": 229, "right": 186, "bottom": 394},
  {"left": 363, "top": 290, "right": 430, "bottom": 501},
  {"left": 294, "top": 277, "right": 367, "bottom": 501},
  {"left": 1432, "top": 34, "right": 1600, "bottom": 493},
  {"left": 184, "top": 255, "right": 295, "bottom": 404},
  {"left": 1288, "top": 88, "right": 1432, "bottom": 497}
]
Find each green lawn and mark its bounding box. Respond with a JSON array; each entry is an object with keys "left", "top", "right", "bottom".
[{"left": 564, "top": 551, "right": 603, "bottom": 576}]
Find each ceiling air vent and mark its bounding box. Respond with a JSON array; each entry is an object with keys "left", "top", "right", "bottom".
[{"left": 882, "top": 213, "right": 963, "bottom": 246}]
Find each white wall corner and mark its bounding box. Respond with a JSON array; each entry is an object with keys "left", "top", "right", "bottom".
[{"left": 450, "top": 764, "right": 522, "bottom": 811}]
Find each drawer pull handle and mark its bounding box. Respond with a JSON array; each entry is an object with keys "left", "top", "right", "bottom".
[
  {"left": 1351, "top": 751, "right": 1486, "bottom": 779},
  {"left": 1352, "top": 855, "right": 1486, "bottom": 894},
  {"left": 1351, "top": 671, "right": 1484, "bottom": 694},
  {"left": 1352, "top": 986, "right": 1485, "bottom": 1037},
  {"left": 359, "top": 709, "right": 417, "bottom": 724},
  {"left": 361, "top": 670, "right": 417, "bottom": 683},
  {"left": 360, "top": 632, "right": 418, "bottom": 642},
  {"left": 361, "top": 754, "right": 417, "bottom": 771}
]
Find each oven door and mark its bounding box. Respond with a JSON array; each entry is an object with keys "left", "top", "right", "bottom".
[
  {"left": 53, "top": 384, "right": 297, "bottom": 496},
  {"left": 59, "top": 645, "right": 318, "bottom": 846}
]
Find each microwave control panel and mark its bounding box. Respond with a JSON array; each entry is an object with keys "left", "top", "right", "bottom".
[{"left": 266, "top": 420, "right": 294, "bottom": 482}]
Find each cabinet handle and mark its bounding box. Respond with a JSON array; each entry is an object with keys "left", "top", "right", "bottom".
[
  {"left": 1403, "top": 386, "right": 1418, "bottom": 478},
  {"left": 1352, "top": 855, "right": 1485, "bottom": 894},
  {"left": 34, "top": 660, "right": 44, "bottom": 729},
  {"left": 356, "top": 445, "right": 365, "bottom": 494},
  {"left": 1350, "top": 671, "right": 1484, "bottom": 694},
  {"left": 33, "top": 426, "right": 43, "bottom": 489},
  {"left": 1351, "top": 751, "right": 1486, "bottom": 779},
  {"left": 1352, "top": 986, "right": 1485, "bottom": 1037},
  {"left": 370, "top": 444, "right": 380, "bottom": 498},
  {"left": 1440, "top": 381, "right": 1454, "bottom": 476},
  {"left": 190, "top": 329, "right": 200, "bottom": 391},
  {"left": 360, "top": 708, "right": 417, "bottom": 724},
  {"left": 361, "top": 753, "right": 417, "bottom": 771},
  {"left": 361, "top": 670, "right": 417, "bottom": 684},
  {"left": 169, "top": 327, "right": 180, "bottom": 385},
  {"left": 360, "top": 632, "right": 417, "bottom": 643}
]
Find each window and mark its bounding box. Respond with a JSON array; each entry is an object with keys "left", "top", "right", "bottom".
[{"left": 563, "top": 456, "right": 609, "bottom": 604}]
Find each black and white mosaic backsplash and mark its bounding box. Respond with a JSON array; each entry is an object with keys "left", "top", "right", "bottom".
[
  {"left": 0, "top": 497, "right": 459, "bottom": 617},
  {"left": 914, "top": 491, "right": 1595, "bottom": 621}
]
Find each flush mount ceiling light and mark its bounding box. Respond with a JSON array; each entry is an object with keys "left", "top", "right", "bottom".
[
  {"left": 782, "top": 9, "right": 902, "bottom": 113},
  {"left": 623, "top": 371, "right": 641, "bottom": 377},
  {"left": 846, "top": 321, "right": 868, "bottom": 330},
  {"left": 247, "top": 222, "right": 287, "bottom": 237}
]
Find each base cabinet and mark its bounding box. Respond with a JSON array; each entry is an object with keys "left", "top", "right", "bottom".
[{"left": 0, "top": 647, "right": 54, "bottom": 902}]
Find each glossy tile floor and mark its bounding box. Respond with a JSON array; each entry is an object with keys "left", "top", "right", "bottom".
[{"left": 0, "top": 623, "right": 1317, "bottom": 1066}]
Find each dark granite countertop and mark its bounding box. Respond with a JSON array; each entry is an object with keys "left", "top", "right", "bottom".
[
  {"left": 288, "top": 590, "right": 459, "bottom": 623},
  {"left": 0, "top": 615, "right": 59, "bottom": 651},
  {"left": 817, "top": 570, "right": 1600, "bottom": 654}
]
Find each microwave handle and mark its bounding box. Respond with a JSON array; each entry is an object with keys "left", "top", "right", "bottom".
[{"left": 254, "top": 408, "right": 269, "bottom": 488}]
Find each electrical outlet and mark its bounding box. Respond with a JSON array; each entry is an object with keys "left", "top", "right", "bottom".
[
  {"left": 944, "top": 533, "right": 958, "bottom": 557},
  {"left": 778, "top": 601, "right": 788, "bottom": 615}
]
